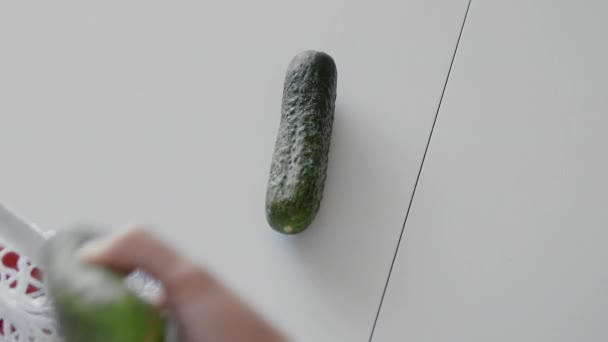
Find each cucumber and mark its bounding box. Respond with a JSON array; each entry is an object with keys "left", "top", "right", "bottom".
[
  {"left": 40, "top": 226, "right": 167, "bottom": 342},
  {"left": 266, "top": 50, "right": 338, "bottom": 234}
]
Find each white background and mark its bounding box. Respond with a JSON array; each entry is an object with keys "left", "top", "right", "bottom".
[
  {"left": 0, "top": 1, "right": 469, "bottom": 341},
  {"left": 373, "top": 1, "right": 608, "bottom": 341},
  {"left": 8, "top": 1, "right": 603, "bottom": 341}
]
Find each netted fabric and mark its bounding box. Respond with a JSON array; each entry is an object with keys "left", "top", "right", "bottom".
[{"left": 0, "top": 237, "right": 60, "bottom": 342}]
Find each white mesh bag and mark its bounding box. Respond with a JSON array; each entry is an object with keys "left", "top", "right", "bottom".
[
  {"left": 0, "top": 230, "right": 58, "bottom": 341},
  {"left": 0, "top": 204, "right": 162, "bottom": 342}
]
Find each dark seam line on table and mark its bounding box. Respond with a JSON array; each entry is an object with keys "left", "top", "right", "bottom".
[{"left": 368, "top": 0, "right": 472, "bottom": 340}]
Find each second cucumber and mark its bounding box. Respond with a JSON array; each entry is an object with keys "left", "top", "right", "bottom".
[{"left": 266, "top": 50, "right": 338, "bottom": 234}]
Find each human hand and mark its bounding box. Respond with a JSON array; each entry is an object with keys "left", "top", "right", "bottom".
[{"left": 79, "top": 227, "right": 287, "bottom": 342}]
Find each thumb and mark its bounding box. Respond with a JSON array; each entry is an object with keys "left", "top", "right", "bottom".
[{"left": 78, "top": 226, "right": 217, "bottom": 303}]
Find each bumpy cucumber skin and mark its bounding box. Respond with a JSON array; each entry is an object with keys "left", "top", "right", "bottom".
[
  {"left": 52, "top": 291, "right": 165, "bottom": 342},
  {"left": 41, "top": 226, "right": 166, "bottom": 342},
  {"left": 266, "top": 50, "right": 337, "bottom": 234}
]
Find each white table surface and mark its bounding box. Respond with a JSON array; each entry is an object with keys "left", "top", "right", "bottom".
[
  {"left": 373, "top": 1, "right": 608, "bottom": 341},
  {"left": 0, "top": 1, "right": 469, "bottom": 340}
]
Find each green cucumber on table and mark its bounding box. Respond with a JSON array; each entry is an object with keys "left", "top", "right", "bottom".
[{"left": 266, "top": 50, "right": 338, "bottom": 234}]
